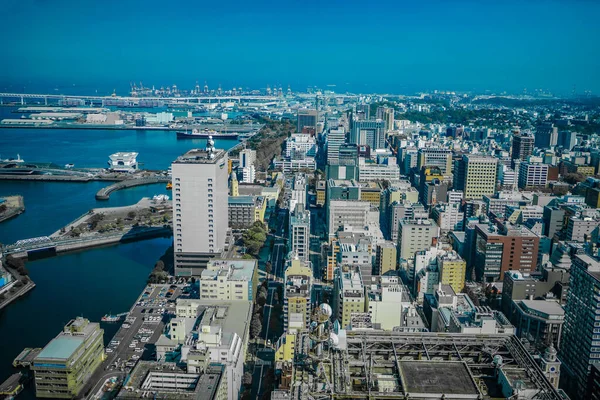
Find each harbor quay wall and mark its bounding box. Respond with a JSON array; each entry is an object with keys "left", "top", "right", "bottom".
[{"left": 7, "top": 226, "right": 172, "bottom": 260}]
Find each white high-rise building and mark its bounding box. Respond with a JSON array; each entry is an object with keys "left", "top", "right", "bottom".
[
  {"left": 327, "top": 127, "right": 346, "bottom": 164},
  {"left": 239, "top": 149, "right": 256, "bottom": 169},
  {"left": 289, "top": 204, "right": 311, "bottom": 263},
  {"left": 328, "top": 200, "right": 371, "bottom": 237},
  {"left": 172, "top": 144, "right": 229, "bottom": 276},
  {"left": 242, "top": 165, "right": 255, "bottom": 183},
  {"left": 398, "top": 218, "right": 439, "bottom": 260},
  {"left": 285, "top": 134, "right": 317, "bottom": 159}
]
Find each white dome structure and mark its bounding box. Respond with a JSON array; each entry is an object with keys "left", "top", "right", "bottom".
[
  {"left": 319, "top": 303, "right": 332, "bottom": 318},
  {"left": 330, "top": 333, "right": 339, "bottom": 348}
]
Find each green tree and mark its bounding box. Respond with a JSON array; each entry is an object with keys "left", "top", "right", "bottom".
[
  {"left": 257, "top": 294, "right": 267, "bottom": 307},
  {"left": 258, "top": 286, "right": 268, "bottom": 299},
  {"left": 563, "top": 172, "right": 585, "bottom": 185},
  {"left": 242, "top": 372, "right": 253, "bottom": 387},
  {"left": 250, "top": 313, "right": 263, "bottom": 339}
]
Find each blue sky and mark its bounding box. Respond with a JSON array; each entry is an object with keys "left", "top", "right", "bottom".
[{"left": 1, "top": 0, "right": 599, "bottom": 95}]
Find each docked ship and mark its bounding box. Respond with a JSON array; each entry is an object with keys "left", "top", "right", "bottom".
[
  {"left": 101, "top": 313, "right": 127, "bottom": 322},
  {"left": 176, "top": 128, "right": 238, "bottom": 139}
]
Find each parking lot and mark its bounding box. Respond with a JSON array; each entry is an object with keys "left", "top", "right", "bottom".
[
  {"left": 85, "top": 280, "right": 197, "bottom": 398},
  {"left": 102, "top": 283, "right": 186, "bottom": 372}
]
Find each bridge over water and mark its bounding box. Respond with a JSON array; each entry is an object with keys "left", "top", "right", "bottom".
[
  {"left": 3, "top": 227, "right": 172, "bottom": 259},
  {"left": 0, "top": 92, "right": 282, "bottom": 106}
]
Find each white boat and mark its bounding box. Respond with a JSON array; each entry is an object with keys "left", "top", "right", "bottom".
[
  {"left": 1, "top": 154, "right": 24, "bottom": 163},
  {"left": 65, "top": 163, "right": 75, "bottom": 169}
]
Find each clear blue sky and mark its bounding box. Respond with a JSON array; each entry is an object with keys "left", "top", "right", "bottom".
[{"left": 1, "top": 0, "right": 599, "bottom": 95}]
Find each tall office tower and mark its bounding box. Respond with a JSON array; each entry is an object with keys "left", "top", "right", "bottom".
[
  {"left": 333, "top": 266, "right": 365, "bottom": 328},
  {"left": 399, "top": 146, "right": 418, "bottom": 174},
  {"left": 350, "top": 119, "right": 386, "bottom": 150},
  {"left": 518, "top": 162, "right": 549, "bottom": 189},
  {"left": 473, "top": 223, "right": 539, "bottom": 282},
  {"left": 283, "top": 257, "right": 313, "bottom": 332},
  {"left": 239, "top": 149, "right": 256, "bottom": 169},
  {"left": 398, "top": 219, "right": 439, "bottom": 260},
  {"left": 326, "top": 144, "right": 359, "bottom": 180},
  {"left": 543, "top": 206, "right": 565, "bottom": 238},
  {"left": 172, "top": 143, "right": 229, "bottom": 276},
  {"left": 297, "top": 109, "right": 318, "bottom": 133},
  {"left": 289, "top": 203, "right": 311, "bottom": 263},
  {"left": 356, "top": 104, "right": 370, "bottom": 120},
  {"left": 417, "top": 147, "right": 452, "bottom": 176},
  {"left": 326, "top": 127, "right": 346, "bottom": 164},
  {"left": 511, "top": 131, "right": 535, "bottom": 161},
  {"left": 437, "top": 251, "right": 467, "bottom": 294},
  {"left": 535, "top": 123, "right": 558, "bottom": 149},
  {"left": 453, "top": 155, "right": 498, "bottom": 200},
  {"left": 376, "top": 106, "right": 395, "bottom": 131},
  {"left": 32, "top": 317, "right": 104, "bottom": 399},
  {"left": 376, "top": 242, "right": 397, "bottom": 275},
  {"left": 240, "top": 149, "right": 256, "bottom": 183},
  {"left": 327, "top": 200, "right": 371, "bottom": 237},
  {"left": 560, "top": 254, "right": 600, "bottom": 399},
  {"left": 338, "top": 144, "right": 358, "bottom": 165},
  {"left": 417, "top": 147, "right": 453, "bottom": 175},
  {"left": 558, "top": 130, "right": 577, "bottom": 150}
]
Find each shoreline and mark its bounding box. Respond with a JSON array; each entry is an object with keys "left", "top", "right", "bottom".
[{"left": 0, "top": 123, "right": 259, "bottom": 134}]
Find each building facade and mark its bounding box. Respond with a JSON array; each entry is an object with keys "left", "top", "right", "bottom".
[
  {"left": 199, "top": 259, "right": 258, "bottom": 302},
  {"left": 398, "top": 219, "right": 439, "bottom": 260},
  {"left": 33, "top": 318, "right": 104, "bottom": 399},
  {"left": 474, "top": 223, "right": 539, "bottom": 282},
  {"left": 453, "top": 155, "right": 498, "bottom": 200},
  {"left": 560, "top": 254, "right": 600, "bottom": 399},
  {"left": 172, "top": 146, "right": 229, "bottom": 275}
]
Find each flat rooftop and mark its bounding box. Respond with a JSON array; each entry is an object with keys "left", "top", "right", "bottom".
[
  {"left": 173, "top": 148, "right": 227, "bottom": 164},
  {"left": 120, "top": 361, "right": 225, "bottom": 400},
  {"left": 518, "top": 299, "right": 564, "bottom": 317},
  {"left": 36, "top": 335, "right": 84, "bottom": 361},
  {"left": 398, "top": 361, "right": 480, "bottom": 397},
  {"left": 176, "top": 299, "right": 252, "bottom": 341},
  {"left": 228, "top": 195, "right": 255, "bottom": 205}
]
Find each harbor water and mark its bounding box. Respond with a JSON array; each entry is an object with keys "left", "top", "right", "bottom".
[
  {"left": 0, "top": 108, "right": 239, "bottom": 393},
  {"left": 0, "top": 106, "right": 239, "bottom": 171}
]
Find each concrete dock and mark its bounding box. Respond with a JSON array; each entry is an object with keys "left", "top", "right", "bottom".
[
  {"left": 0, "top": 174, "right": 93, "bottom": 182},
  {"left": 0, "top": 373, "right": 23, "bottom": 397},
  {"left": 95, "top": 177, "right": 170, "bottom": 200},
  {"left": 0, "top": 195, "right": 25, "bottom": 223},
  {"left": 13, "top": 348, "right": 42, "bottom": 368},
  {"left": 0, "top": 278, "right": 36, "bottom": 311}
]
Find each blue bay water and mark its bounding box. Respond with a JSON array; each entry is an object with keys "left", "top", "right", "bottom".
[
  {"left": 0, "top": 238, "right": 171, "bottom": 397},
  {"left": 0, "top": 110, "right": 238, "bottom": 391},
  {"left": 0, "top": 107, "right": 239, "bottom": 170}
]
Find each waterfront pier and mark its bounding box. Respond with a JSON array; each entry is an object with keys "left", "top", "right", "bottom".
[
  {"left": 12, "top": 348, "right": 42, "bottom": 368},
  {"left": 95, "top": 177, "right": 170, "bottom": 200},
  {"left": 0, "top": 92, "right": 280, "bottom": 106},
  {"left": 0, "top": 195, "right": 25, "bottom": 223}
]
